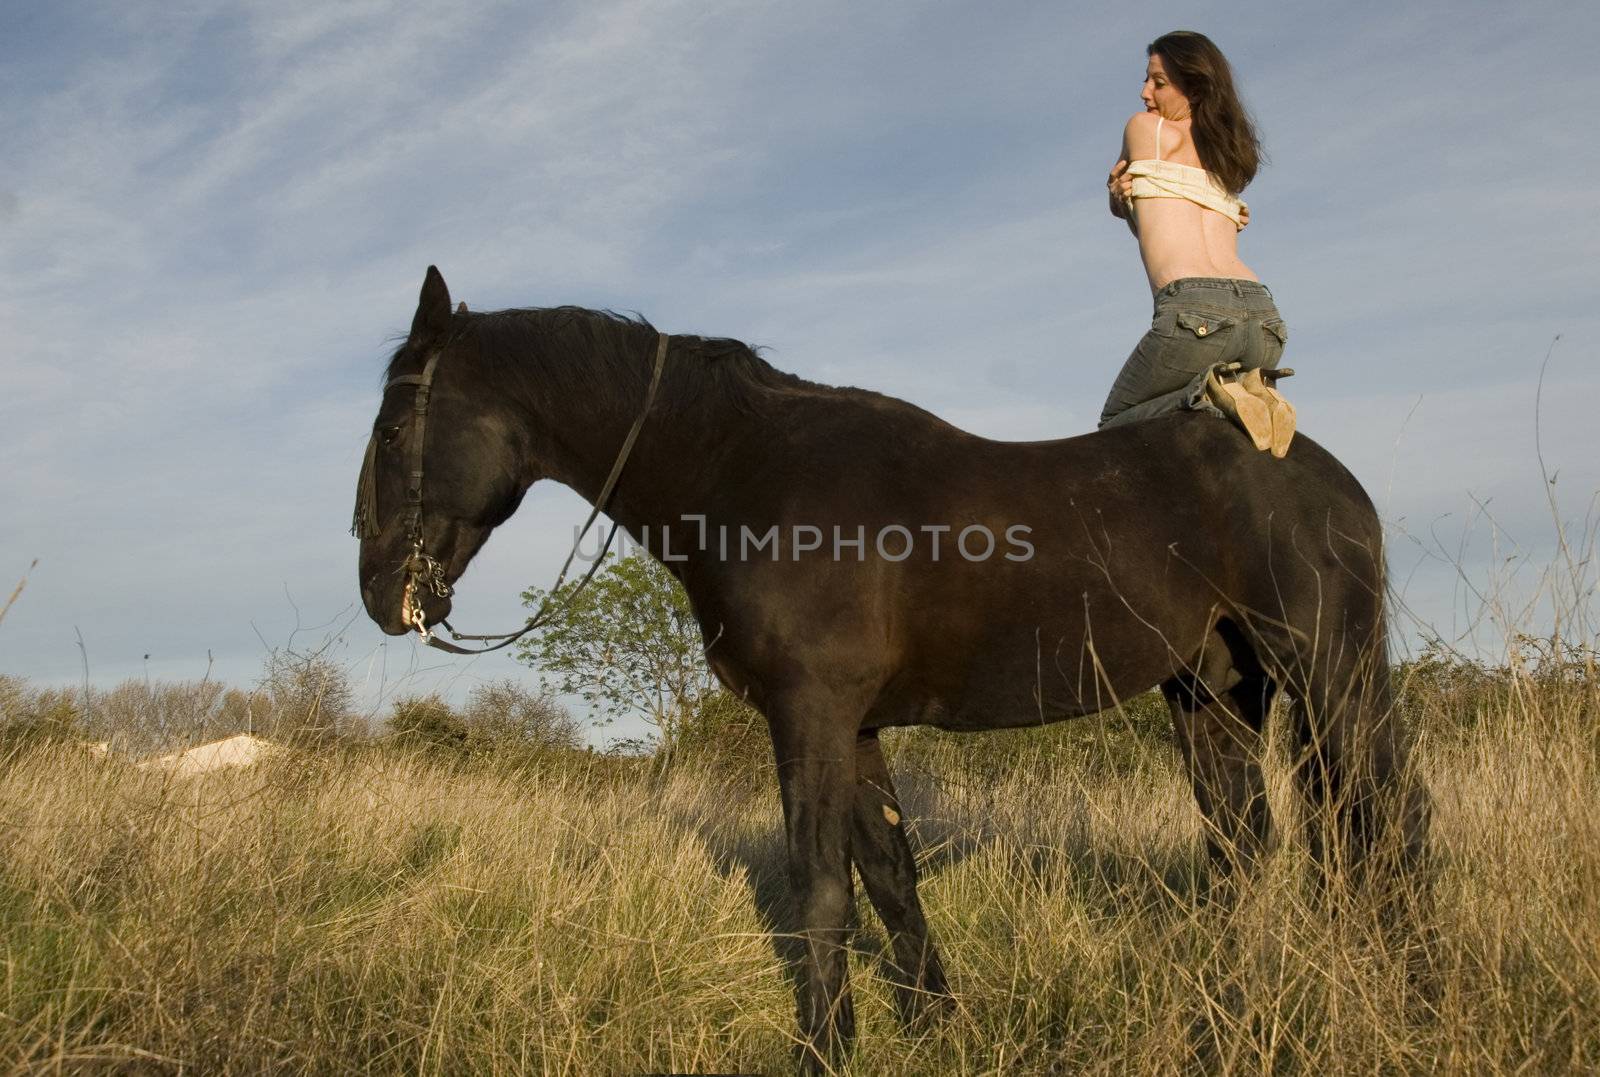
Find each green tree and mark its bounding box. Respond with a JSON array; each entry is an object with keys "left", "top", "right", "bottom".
[{"left": 517, "top": 554, "right": 718, "bottom": 750}]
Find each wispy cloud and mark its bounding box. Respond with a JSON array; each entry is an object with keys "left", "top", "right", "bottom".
[{"left": 2, "top": 1, "right": 1596, "bottom": 736}]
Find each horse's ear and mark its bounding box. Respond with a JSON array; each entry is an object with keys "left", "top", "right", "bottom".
[
  {"left": 409, "top": 266, "right": 453, "bottom": 345},
  {"left": 456, "top": 301, "right": 468, "bottom": 314}
]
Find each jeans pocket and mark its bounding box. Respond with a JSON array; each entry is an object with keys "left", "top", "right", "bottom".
[
  {"left": 1173, "top": 310, "right": 1237, "bottom": 340},
  {"left": 1150, "top": 308, "right": 1237, "bottom": 375},
  {"left": 1261, "top": 317, "right": 1288, "bottom": 365}
]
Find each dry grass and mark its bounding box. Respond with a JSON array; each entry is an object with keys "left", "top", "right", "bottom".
[
  {"left": 0, "top": 665, "right": 1596, "bottom": 1074},
  {"left": 0, "top": 561, "right": 35, "bottom": 630}
]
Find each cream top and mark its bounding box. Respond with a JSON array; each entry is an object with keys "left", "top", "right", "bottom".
[{"left": 1125, "top": 116, "right": 1248, "bottom": 230}]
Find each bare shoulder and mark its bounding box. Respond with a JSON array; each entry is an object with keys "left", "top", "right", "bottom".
[{"left": 1122, "top": 111, "right": 1161, "bottom": 159}]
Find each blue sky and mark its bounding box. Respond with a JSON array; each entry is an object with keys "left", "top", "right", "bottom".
[{"left": 3, "top": 1, "right": 1596, "bottom": 743}]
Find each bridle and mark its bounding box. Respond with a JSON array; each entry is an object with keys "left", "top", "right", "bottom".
[{"left": 353, "top": 329, "right": 670, "bottom": 655}]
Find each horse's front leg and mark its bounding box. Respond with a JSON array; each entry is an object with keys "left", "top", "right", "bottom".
[
  {"left": 852, "top": 730, "right": 951, "bottom": 1024},
  {"left": 767, "top": 691, "right": 865, "bottom": 1074}
]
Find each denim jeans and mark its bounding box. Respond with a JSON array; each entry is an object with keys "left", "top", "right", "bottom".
[{"left": 1098, "top": 277, "right": 1288, "bottom": 429}]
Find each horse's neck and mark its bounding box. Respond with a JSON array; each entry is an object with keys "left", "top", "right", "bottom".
[{"left": 518, "top": 340, "right": 729, "bottom": 552}]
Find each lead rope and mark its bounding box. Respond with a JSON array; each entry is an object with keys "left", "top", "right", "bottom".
[{"left": 422, "top": 330, "right": 671, "bottom": 655}]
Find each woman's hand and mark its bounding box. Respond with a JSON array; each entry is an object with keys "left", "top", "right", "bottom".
[{"left": 1106, "top": 159, "right": 1133, "bottom": 218}]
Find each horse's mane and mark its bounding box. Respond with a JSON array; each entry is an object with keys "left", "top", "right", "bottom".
[
  {"left": 387, "top": 303, "right": 973, "bottom": 439},
  {"left": 388, "top": 305, "right": 857, "bottom": 419}
]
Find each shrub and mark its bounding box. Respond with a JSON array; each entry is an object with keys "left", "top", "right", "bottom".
[
  {"left": 887, "top": 690, "right": 1176, "bottom": 783},
  {"left": 0, "top": 676, "right": 82, "bottom": 747},
  {"left": 257, "top": 646, "right": 354, "bottom": 744},
  {"left": 85, "top": 679, "right": 236, "bottom": 753},
  {"left": 668, "top": 689, "right": 771, "bottom": 781},
  {"left": 385, "top": 695, "right": 467, "bottom": 753},
  {"left": 460, "top": 679, "right": 584, "bottom": 754},
  {"left": 383, "top": 685, "right": 590, "bottom": 773}
]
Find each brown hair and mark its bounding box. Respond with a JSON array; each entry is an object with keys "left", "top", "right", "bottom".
[{"left": 1148, "top": 31, "right": 1263, "bottom": 195}]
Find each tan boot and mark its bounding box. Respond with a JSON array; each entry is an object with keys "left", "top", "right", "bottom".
[
  {"left": 1205, "top": 363, "right": 1273, "bottom": 451},
  {"left": 1239, "top": 368, "right": 1296, "bottom": 458}
]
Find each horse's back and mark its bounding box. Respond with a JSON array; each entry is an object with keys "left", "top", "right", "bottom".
[{"left": 883, "top": 413, "right": 1386, "bottom": 723}]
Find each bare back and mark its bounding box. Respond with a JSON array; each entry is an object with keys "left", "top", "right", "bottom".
[{"left": 1121, "top": 112, "right": 1256, "bottom": 291}]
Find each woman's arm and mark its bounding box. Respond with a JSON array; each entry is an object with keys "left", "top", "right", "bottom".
[
  {"left": 1107, "top": 161, "right": 1138, "bottom": 236},
  {"left": 1107, "top": 114, "right": 1148, "bottom": 232},
  {"left": 1107, "top": 159, "right": 1130, "bottom": 219}
]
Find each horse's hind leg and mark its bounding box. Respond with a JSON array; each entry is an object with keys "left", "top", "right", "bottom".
[
  {"left": 1163, "top": 620, "right": 1276, "bottom": 886},
  {"left": 1289, "top": 635, "right": 1430, "bottom": 890},
  {"left": 851, "top": 731, "right": 951, "bottom": 1024}
]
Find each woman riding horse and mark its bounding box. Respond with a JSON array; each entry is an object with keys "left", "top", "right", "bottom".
[{"left": 1100, "top": 30, "right": 1296, "bottom": 458}]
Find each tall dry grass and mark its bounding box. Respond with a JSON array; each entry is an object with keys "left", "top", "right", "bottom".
[{"left": 0, "top": 649, "right": 1595, "bottom": 1074}]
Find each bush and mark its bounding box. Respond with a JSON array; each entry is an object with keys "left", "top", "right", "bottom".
[
  {"left": 886, "top": 690, "right": 1176, "bottom": 783},
  {"left": 2, "top": 671, "right": 340, "bottom": 758},
  {"left": 667, "top": 689, "right": 771, "bottom": 781},
  {"left": 84, "top": 679, "right": 237, "bottom": 754},
  {"left": 1391, "top": 636, "right": 1599, "bottom": 746},
  {"left": 385, "top": 684, "right": 587, "bottom": 770},
  {"left": 0, "top": 676, "right": 82, "bottom": 747},
  {"left": 257, "top": 646, "right": 354, "bottom": 744},
  {"left": 385, "top": 695, "right": 467, "bottom": 753},
  {"left": 461, "top": 679, "right": 584, "bottom": 754}
]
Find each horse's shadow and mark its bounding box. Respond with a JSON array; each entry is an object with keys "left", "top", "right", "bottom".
[
  {"left": 665, "top": 765, "right": 996, "bottom": 979},
  {"left": 661, "top": 765, "right": 1443, "bottom": 1072},
  {"left": 670, "top": 763, "right": 1207, "bottom": 999}
]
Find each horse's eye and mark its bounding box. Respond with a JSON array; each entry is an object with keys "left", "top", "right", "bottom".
[{"left": 379, "top": 425, "right": 402, "bottom": 447}]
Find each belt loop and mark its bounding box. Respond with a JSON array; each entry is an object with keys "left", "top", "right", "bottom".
[{"left": 1230, "top": 279, "right": 1242, "bottom": 297}]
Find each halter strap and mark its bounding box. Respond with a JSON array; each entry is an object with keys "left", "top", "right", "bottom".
[
  {"left": 429, "top": 330, "right": 671, "bottom": 654},
  {"left": 350, "top": 351, "right": 443, "bottom": 541},
  {"left": 397, "top": 352, "right": 444, "bottom": 549},
  {"left": 355, "top": 328, "right": 673, "bottom": 655}
]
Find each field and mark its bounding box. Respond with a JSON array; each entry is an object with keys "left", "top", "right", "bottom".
[{"left": 1, "top": 647, "right": 1595, "bottom": 1075}]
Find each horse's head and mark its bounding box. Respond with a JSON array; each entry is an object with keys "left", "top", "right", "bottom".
[{"left": 354, "top": 267, "right": 538, "bottom": 636}]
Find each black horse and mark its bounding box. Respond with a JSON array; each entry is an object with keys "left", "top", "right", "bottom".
[{"left": 356, "top": 267, "right": 1429, "bottom": 1070}]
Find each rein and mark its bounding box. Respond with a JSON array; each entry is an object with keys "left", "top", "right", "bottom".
[{"left": 353, "top": 329, "right": 671, "bottom": 655}]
